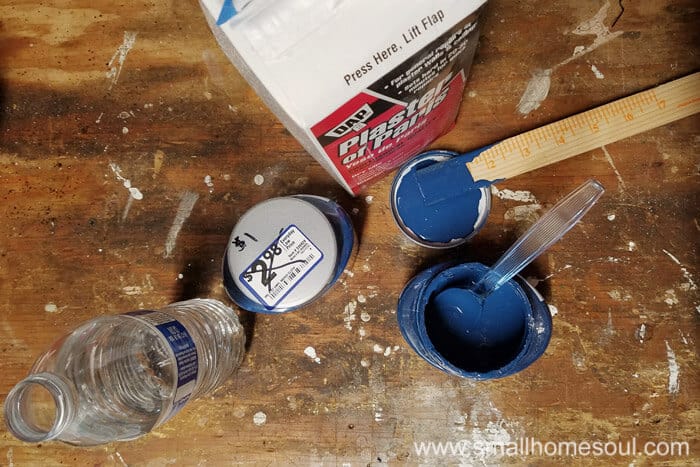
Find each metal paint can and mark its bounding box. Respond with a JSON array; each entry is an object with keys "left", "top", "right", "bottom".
[
  {"left": 224, "top": 195, "right": 355, "bottom": 313},
  {"left": 390, "top": 150, "right": 491, "bottom": 249}
]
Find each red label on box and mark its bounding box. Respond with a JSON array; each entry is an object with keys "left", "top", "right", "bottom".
[{"left": 311, "top": 16, "right": 480, "bottom": 194}]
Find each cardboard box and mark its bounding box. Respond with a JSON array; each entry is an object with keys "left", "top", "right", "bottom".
[{"left": 201, "top": 0, "right": 487, "bottom": 194}]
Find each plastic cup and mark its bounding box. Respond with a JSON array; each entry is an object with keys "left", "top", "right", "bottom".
[{"left": 397, "top": 262, "right": 552, "bottom": 380}]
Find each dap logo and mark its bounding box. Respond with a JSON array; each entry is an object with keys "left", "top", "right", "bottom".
[{"left": 324, "top": 104, "right": 374, "bottom": 138}]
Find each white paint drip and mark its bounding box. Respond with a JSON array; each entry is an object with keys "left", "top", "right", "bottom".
[
  {"left": 601, "top": 145, "right": 627, "bottom": 191},
  {"left": 122, "top": 286, "right": 143, "bottom": 296},
  {"left": 374, "top": 406, "right": 384, "bottom": 422},
  {"left": 360, "top": 359, "right": 370, "bottom": 368},
  {"left": 44, "top": 303, "right": 58, "bottom": 313},
  {"left": 357, "top": 294, "right": 367, "bottom": 304},
  {"left": 109, "top": 163, "right": 144, "bottom": 200},
  {"left": 662, "top": 249, "right": 697, "bottom": 291},
  {"left": 164, "top": 191, "right": 199, "bottom": 258},
  {"left": 106, "top": 31, "right": 137, "bottom": 90},
  {"left": 635, "top": 323, "right": 647, "bottom": 343},
  {"left": 540, "top": 264, "right": 573, "bottom": 282},
  {"left": 627, "top": 241, "right": 637, "bottom": 252},
  {"left": 591, "top": 64, "right": 605, "bottom": 79},
  {"left": 665, "top": 341, "right": 680, "bottom": 394},
  {"left": 608, "top": 289, "right": 631, "bottom": 301},
  {"left": 571, "top": 3, "right": 623, "bottom": 45},
  {"left": 304, "top": 346, "right": 321, "bottom": 364},
  {"left": 343, "top": 300, "right": 357, "bottom": 330},
  {"left": 490, "top": 186, "right": 538, "bottom": 203},
  {"left": 467, "top": 400, "right": 517, "bottom": 464},
  {"left": 114, "top": 452, "right": 127, "bottom": 467},
  {"left": 548, "top": 304, "right": 559, "bottom": 317},
  {"left": 253, "top": 411, "right": 267, "bottom": 426},
  {"left": 517, "top": 69, "right": 551, "bottom": 115},
  {"left": 109, "top": 163, "right": 143, "bottom": 221},
  {"left": 204, "top": 175, "right": 214, "bottom": 193},
  {"left": 254, "top": 174, "right": 264, "bottom": 185},
  {"left": 663, "top": 289, "right": 679, "bottom": 307},
  {"left": 96, "top": 112, "right": 104, "bottom": 124},
  {"left": 360, "top": 311, "right": 371, "bottom": 322},
  {"left": 504, "top": 204, "right": 542, "bottom": 222},
  {"left": 365, "top": 195, "right": 374, "bottom": 204},
  {"left": 373, "top": 344, "right": 384, "bottom": 354},
  {"left": 607, "top": 213, "right": 616, "bottom": 221},
  {"left": 121, "top": 275, "right": 154, "bottom": 297},
  {"left": 517, "top": 4, "right": 622, "bottom": 115}
]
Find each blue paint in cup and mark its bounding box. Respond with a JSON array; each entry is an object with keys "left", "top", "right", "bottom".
[
  {"left": 397, "top": 262, "right": 551, "bottom": 380},
  {"left": 390, "top": 150, "right": 492, "bottom": 249}
]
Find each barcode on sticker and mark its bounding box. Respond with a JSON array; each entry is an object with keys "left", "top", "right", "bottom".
[{"left": 240, "top": 225, "right": 324, "bottom": 308}]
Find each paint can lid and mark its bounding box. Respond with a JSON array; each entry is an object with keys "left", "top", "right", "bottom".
[{"left": 225, "top": 196, "right": 338, "bottom": 311}]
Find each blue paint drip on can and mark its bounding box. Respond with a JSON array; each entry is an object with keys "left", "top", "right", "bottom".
[
  {"left": 223, "top": 195, "right": 356, "bottom": 313},
  {"left": 397, "top": 262, "right": 551, "bottom": 380},
  {"left": 390, "top": 150, "right": 492, "bottom": 249}
]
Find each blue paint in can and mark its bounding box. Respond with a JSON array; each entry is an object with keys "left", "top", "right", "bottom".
[
  {"left": 397, "top": 262, "right": 551, "bottom": 380},
  {"left": 390, "top": 150, "right": 492, "bottom": 249}
]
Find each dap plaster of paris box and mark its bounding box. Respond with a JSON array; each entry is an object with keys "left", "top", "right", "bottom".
[{"left": 201, "top": 0, "right": 487, "bottom": 195}]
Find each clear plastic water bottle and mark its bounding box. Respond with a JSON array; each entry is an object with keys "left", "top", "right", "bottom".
[{"left": 3, "top": 299, "right": 246, "bottom": 445}]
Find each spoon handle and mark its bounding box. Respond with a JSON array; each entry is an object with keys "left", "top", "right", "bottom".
[{"left": 473, "top": 179, "right": 605, "bottom": 296}]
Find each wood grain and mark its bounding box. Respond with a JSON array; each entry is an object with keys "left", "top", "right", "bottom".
[
  {"left": 468, "top": 72, "right": 700, "bottom": 181},
  {"left": 0, "top": 0, "right": 698, "bottom": 465}
]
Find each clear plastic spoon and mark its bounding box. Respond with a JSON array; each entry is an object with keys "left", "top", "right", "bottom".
[{"left": 434, "top": 179, "right": 605, "bottom": 308}]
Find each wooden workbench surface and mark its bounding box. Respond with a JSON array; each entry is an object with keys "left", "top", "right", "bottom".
[{"left": 1, "top": 1, "right": 698, "bottom": 465}]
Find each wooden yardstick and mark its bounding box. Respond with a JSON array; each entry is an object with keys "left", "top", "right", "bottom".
[{"left": 466, "top": 72, "right": 700, "bottom": 181}]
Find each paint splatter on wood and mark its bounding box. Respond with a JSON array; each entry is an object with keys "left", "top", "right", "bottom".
[
  {"left": 106, "top": 31, "right": 137, "bottom": 89},
  {"left": 164, "top": 191, "right": 199, "bottom": 258},
  {"left": 665, "top": 341, "right": 680, "bottom": 394},
  {"left": 517, "top": 4, "right": 622, "bottom": 115}
]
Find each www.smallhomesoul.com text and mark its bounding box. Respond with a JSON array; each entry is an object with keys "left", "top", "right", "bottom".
[{"left": 413, "top": 437, "right": 691, "bottom": 458}]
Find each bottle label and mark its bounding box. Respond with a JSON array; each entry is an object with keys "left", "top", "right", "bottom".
[
  {"left": 239, "top": 224, "right": 324, "bottom": 309},
  {"left": 126, "top": 310, "right": 199, "bottom": 424}
]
